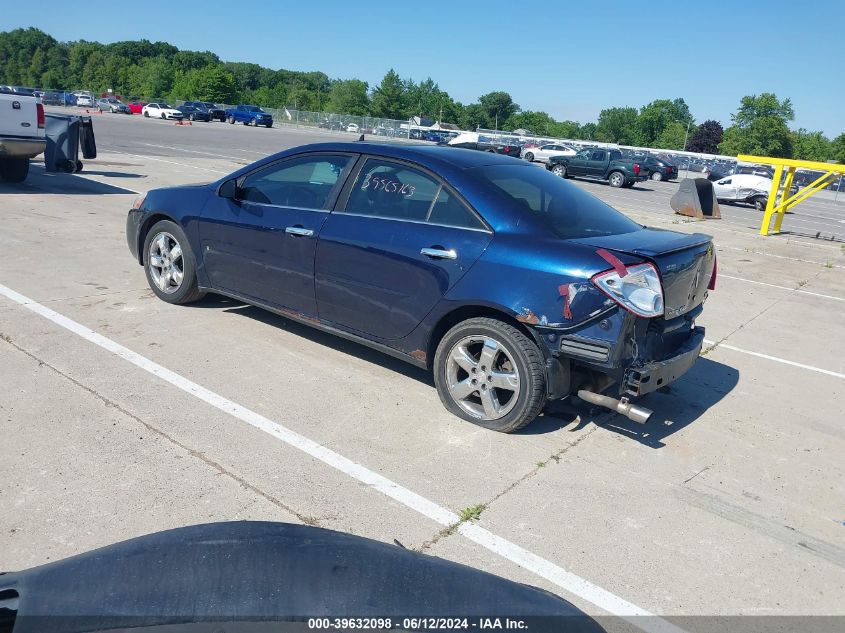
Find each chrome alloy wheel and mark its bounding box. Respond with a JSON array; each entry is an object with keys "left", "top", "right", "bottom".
[
  {"left": 445, "top": 336, "right": 521, "bottom": 420},
  {"left": 147, "top": 231, "right": 184, "bottom": 295}
]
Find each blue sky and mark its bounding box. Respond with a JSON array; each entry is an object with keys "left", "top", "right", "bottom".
[{"left": 4, "top": 0, "right": 844, "bottom": 136}]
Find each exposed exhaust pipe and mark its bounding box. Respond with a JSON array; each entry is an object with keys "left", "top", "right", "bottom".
[{"left": 577, "top": 390, "right": 653, "bottom": 424}]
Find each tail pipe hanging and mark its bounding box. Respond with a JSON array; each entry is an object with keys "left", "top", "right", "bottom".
[{"left": 577, "top": 389, "right": 653, "bottom": 424}]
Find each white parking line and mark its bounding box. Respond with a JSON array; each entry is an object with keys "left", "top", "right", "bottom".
[
  {"left": 718, "top": 246, "right": 845, "bottom": 269},
  {"left": 101, "top": 148, "right": 229, "bottom": 174},
  {"left": 0, "top": 282, "right": 683, "bottom": 633},
  {"left": 142, "top": 143, "right": 255, "bottom": 161},
  {"left": 703, "top": 338, "right": 845, "bottom": 379},
  {"left": 719, "top": 274, "right": 844, "bottom": 302}
]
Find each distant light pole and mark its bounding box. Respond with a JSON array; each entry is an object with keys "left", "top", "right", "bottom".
[{"left": 682, "top": 119, "right": 693, "bottom": 151}]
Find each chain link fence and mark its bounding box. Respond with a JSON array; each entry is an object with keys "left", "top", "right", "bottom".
[{"left": 36, "top": 89, "right": 845, "bottom": 197}]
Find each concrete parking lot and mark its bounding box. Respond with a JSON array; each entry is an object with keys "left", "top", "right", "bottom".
[{"left": 1, "top": 110, "right": 844, "bottom": 630}]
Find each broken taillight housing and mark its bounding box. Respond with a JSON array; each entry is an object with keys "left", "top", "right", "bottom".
[{"left": 592, "top": 263, "right": 664, "bottom": 318}]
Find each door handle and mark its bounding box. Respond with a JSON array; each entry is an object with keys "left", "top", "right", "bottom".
[
  {"left": 285, "top": 226, "right": 314, "bottom": 237},
  {"left": 420, "top": 247, "right": 457, "bottom": 260}
]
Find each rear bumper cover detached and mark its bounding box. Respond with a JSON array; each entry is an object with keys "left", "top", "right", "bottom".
[{"left": 622, "top": 326, "right": 705, "bottom": 397}]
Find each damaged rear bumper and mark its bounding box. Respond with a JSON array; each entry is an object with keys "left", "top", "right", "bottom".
[{"left": 622, "top": 326, "right": 705, "bottom": 396}]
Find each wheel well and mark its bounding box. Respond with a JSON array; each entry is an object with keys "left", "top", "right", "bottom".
[
  {"left": 426, "top": 305, "right": 546, "bottom": 370},
  {"left": 136, "top": 213, "right": 173, "bottom": 264}
]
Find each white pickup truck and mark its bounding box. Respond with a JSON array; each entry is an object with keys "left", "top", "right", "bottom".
[{"left": 0, "top": 91, "right": 46, "bottom": 182}]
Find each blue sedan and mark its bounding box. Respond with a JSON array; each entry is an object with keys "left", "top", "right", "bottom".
[{"left": 126, "top": 142, "right": 716, "bottom": 432}]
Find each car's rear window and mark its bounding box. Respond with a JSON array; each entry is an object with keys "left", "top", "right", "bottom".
[{"left": 474, "top": 165, "right": 641, "bottom": 239}]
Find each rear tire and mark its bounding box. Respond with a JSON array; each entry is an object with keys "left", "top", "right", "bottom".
[
  {"left": 433, "top": 317, "right": 546, "bottom": 433},
  {"left": 228, "top": 116, "right": 235, "bottom": 124},
  {"left": 143, "top": 111, "right": 149, "bottom": 117},
  {"left": 0, "top": 158, "right": 29, "bottom": 183},
  {"left": 143, "top": 220, "right": 206, "bottom": 305},
  {"left": 651, "top": 171, "right": 663, "bottom": 181},
  {"left": 608, "top": 171, "right": 625, "bottom": 188}
]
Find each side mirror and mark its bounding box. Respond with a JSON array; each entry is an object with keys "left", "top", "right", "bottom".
[{"left": 218, "top": 178, "right": 238, "bottom": 200}]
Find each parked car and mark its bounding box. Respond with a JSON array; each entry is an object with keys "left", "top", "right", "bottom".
[
  {"left": 0, "top": 90, "right": 45, "bottom": 182},
  {"left": 521, "top": 143, "right": 576, "bottom": 163},
  {"left": 346, "top": 123, "right": 360, "bottom": 133},
  {"left": 128, "top": 100, "right": 146, "bottom": 114},
  {"left": 176, "top": 105, "right": 211, "bottom": 122},
  {"left": 142, "top": 103, "right": 184, "bottom": 120},
  {"left": 447, "top": 132, "right": 522, "bottom": 158},
  {"left": 319, "top": 119, "right": 343, "bottom": 130},
  {"left": 640, "top": 155, "right": 678, "bottom": 181},
  {"left": 225, "top": 104, "right": 273, "bottom": 127},
  {"left": 183, "top": 100, "right": 225, "bottom": 121},
  {"left": 547, "top": 148, "right": 648, "bottom": 188},
  {"left": 126, "top": 142, "right": 715, "bottom": 432},
  {"left": 711, "top": 173, "right": 797, "bottom": 210},
  {"left": 41, "top": 91, "right": 65, "bottom": 106},
  {"left": 75, "top": 94, "right": 95, "bottom": 108},
  {"left": 97, "top": 97, "right": 131, "bottom": 114}
]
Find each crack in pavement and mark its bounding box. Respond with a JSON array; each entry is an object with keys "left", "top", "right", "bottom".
[
  {"left": 0, "top": 335, "right": 321, "bottom": 527},
  {"left": 415, "top": 424, "right": 600, "bottom": 552}
]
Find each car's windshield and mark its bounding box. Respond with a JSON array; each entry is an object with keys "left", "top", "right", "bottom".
[
  {"left": 474, "top": 165, "right": 642, "bottom": 239},
  {"left": 246, "top": 106, "right": 263, "bottom": 112}
]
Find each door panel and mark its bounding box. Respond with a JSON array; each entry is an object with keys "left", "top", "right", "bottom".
[
  {"left": 198, "top": 154, "right": 354, "bottom": 315},
  {"left": 315, "top": 215, "right": 490, "bottom": 340},
  {"left": 200, "top": 199, "right": 327, "bottom": 313},
  {"left": 567, "top": 151, "right": 591, "bottom": 176},
  {"left": 314, "top": 157, "right": 491, "bottom": 340}
]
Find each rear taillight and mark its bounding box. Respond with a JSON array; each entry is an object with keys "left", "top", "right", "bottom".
[
  {"left": 37, "top": 102, "right": 45, "bottom": 128},
  {"left": 707, "top": 254, "right": 717, "bottom": 290},
  {"left": 633, "top": 164, "right": 640, "bottom": 175},
  {"left": 592, "top": 263, "right": 664, "bottom": 318}
]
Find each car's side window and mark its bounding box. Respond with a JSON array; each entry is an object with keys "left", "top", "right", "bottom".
[
  {"left": 343, "top": 159, "right": 440, "bottom": 221},
  {"left": 239, "top": 155, "right": 351, "bottom": 210},
  {"left": 591, "top": 151, "right": 606, "bottom": 161},
  {"left": 427, "top": 187, "right": 485, "bottom": 230}
]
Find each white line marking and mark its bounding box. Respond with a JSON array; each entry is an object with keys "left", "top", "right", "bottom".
[
  {"left": 704, "top": 338, "right": 845, "bottom": 379},
  {"left": 719, "top": 274, "right": 844, "bottom": 302},
  {"left": 718, "top": 246, "right": 845, "bottom": 269},
  {"left": 0, "top": 283, "right": 682, "bottom": 633},
  {"left": 101, "top": 148, "right": 228, "bottom": 174},
  {"left": 142, "top": 143, "right": 256, "bottom": 161}
]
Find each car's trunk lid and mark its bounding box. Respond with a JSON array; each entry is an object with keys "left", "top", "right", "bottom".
[{"left": 571, "top": 228, "right": 715, "bottom": 319}]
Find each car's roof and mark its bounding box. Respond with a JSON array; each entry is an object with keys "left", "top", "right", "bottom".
[{"left": 287, "top": 142, "right": 526, "bottom": 170}]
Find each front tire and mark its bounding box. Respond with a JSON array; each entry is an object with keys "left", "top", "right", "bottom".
[
  {"left": 608, "top": 171, "right": 625, "bottom": 188},
  {"left": 551, "top": 164, "right": 566, "bottom": 178},
  {"left": 524, "top": 152, "right": 534, "bottom": 162},
  {"left": 433, "top": 318, "right": 546, "bottom": 433},
  {"left": 143, "top": 220, "right": 205, "bottom": 305},
  {"left": 0, "top": 158, "right": 29, "bottom": 183},
  {"left": 160, "top": 112, "right": 166, "bottom": 119}
]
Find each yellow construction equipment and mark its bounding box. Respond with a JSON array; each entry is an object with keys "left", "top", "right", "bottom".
[{"left": 737, "top": 155, "right": 845, "bottom": 235}]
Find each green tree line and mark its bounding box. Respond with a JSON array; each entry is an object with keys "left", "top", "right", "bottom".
[{"left": 2, "top": 28, "right": 843, "bottom": 161}]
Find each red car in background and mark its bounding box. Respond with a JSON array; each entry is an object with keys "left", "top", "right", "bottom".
[{"left": 128, "top": 100, "right": 146, "bottom": 114}]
